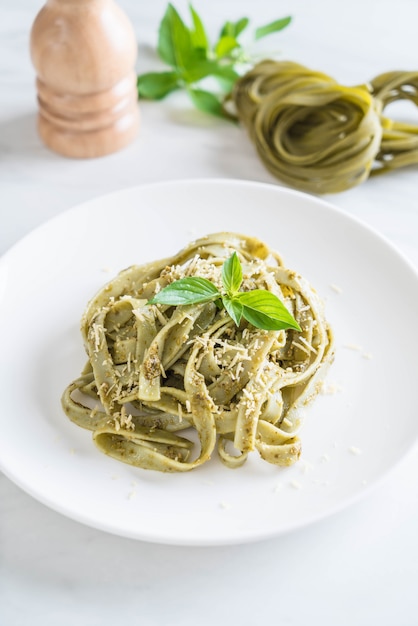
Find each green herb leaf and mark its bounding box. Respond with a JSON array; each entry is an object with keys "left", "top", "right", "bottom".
[
  {"left": 212, "top": 64, "right": 241, "bottom": 91},
  {"left": 157, "top": 4, "right": 180, "bottom": 67},
  {"left": 236, "top": 290, "right": 301, "bottom": 331},
  {"left": 222, "top": 251, "right": 242, "bottom": 295},
  {"left": 137, "top": 72, "right": 180, "bottom": 100},
  {"left": 213, "top": 65, "right": 241, "bottom": 81},
  {"left": 157, "top": 3, "right": 194, "bottom": 71},
  {"left": 183, "top": 58, "right": 220, "bottom": 83},
  {"left": 240, "top": 306, "right": 285, "bottom": 331},
  {"left": 149, "top": 277, "right": 220, "bottom": 306},
  {"left": 187, "top": 88, "right": 225, "bottom": 118},
  {"left": 189, "top": 5, "right": 209, "bottom": 51},
  {"left": 220, "top": 17, "right": 249, "bottom": 39},
  {"left": 222, "top": 296, "right": 243, "bottom": 327},
  {"left": 254, "top": 16, "right": 292, "bottom": 40},
  {"left": 215, "top": 35, "right": 240, "bottom": 59}
]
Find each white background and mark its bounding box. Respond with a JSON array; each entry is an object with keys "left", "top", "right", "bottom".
[{"left": 1, "top": 1, "right": 418, "bottom": 624}]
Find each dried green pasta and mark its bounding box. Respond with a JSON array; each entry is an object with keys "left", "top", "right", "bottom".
[
  {"left": 230, "top": 61, "right": 418, "bottom": 194},
  {"left": 62, "top": 233, "right": 334, "bottom": 472}
]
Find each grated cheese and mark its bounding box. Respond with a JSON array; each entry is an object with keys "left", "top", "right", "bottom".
[
  {"left": 319, "top": 381, "right": 344, "bottom": 395},
  {"left": 91, "top": 322, "right": 102, "bottom": 352},
  {"left": 344, "top": 343, "right": 363, "bottom": 352},
  {"left": 300, "top": 459, "right": 314, "bottom": 474}
]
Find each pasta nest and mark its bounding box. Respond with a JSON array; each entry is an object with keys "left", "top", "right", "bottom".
[{"left": 231, "top": 61, "right": 418, "bottom": 193}]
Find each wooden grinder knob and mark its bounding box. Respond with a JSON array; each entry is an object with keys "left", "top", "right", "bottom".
[{"left": 30, "top": 0, "right": 140, "bottom": 158}]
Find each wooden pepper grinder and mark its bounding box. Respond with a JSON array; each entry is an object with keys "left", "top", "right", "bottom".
[{"left": 30, "top": 0, "right": 140, "bottom": 158}]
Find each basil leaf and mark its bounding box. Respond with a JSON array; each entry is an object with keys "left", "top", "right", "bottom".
[
  {"left": 157, "top": 4, "right": 179, "bottom": 67},
  {"left": 212, "top": 65, "right": 241, "bottom": 81},
  {"left": 233, "top": 17, "right": 250, "bottom": 37},
  {"left": 222, "top": 252, "right": 242, "bottom": 295},
  {"left": 137, "top": 72, "right": 180, "bottom": 99},
  {"left": 237, "top": 290, "right": 301, "bottom": 331},
  {"left": 215, "top": 35, "right": 240, "bottom": 58},
  {"left": 219, "top": 20, "right": 233, "bottom": 38},
  {"left": 212, "top": 64, "right": 241, "bottom": 91},
  {"left": 158, "top": 4, "right": 194, "bottom": 71},
  {"left": 189, "top": 5, "right": 209, "bottom": 51},
  {"left": 254, "top": 16, "right": 292, "bottom": 40},
  {"left": 222, "top": 296, "right": 243, "bottom": 327},
  {"left": 187, "top": 88, "right": 225, "bottom": 118},
  {"left": 184, "top": 59, "right": 221, "bottom": 83},
  {"left": 149, "top": 277, "right": 220, "bottom": 306},
  {"left": 220, "top": 17, "right": 249, "bottom": 39},
  {"left": 240, "top": 306, "right": 290, "bottom": 331}
]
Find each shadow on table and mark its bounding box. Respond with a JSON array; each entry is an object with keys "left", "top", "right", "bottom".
[{"left": 0, "top": 111, "right": 59, "bottom": 163}]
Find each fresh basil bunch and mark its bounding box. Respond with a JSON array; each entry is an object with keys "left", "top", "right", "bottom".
[{"left": 137, "top": 4, "right": 292, "bottom": 118}]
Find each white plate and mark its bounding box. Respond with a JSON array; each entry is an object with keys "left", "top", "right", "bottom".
[{"left": 1, "top": 179, "right": 418, "bottom": 546}]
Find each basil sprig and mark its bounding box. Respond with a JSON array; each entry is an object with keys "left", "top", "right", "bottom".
[
  {"left": 148, "top": 252, "right": 301, "bottom": 332},
  {"left": 137, "top": 4, "right": 292, "bottom": 118}
]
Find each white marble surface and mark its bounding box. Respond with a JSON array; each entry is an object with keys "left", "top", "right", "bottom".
[{"left": 1, "top": 0, "right": 418, "bottom": 624}]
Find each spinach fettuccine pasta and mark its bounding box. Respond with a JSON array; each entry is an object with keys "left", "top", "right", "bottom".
[
  {"left": 231, "top": 61, "right": 418, "bottom": 194},
  {"left": 62, "top": 233, "right": 334, "bottom": 472}
]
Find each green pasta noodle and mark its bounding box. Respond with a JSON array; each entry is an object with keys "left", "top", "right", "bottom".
[
  {"left": 230, "top": 61, "right": 418, "bottom": 194},
  {"left": 62, "top": 233, "right": 334, "bottom": 472},
  {"left": 370, "top": 70, "right": 418, "bottom": 174}
]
